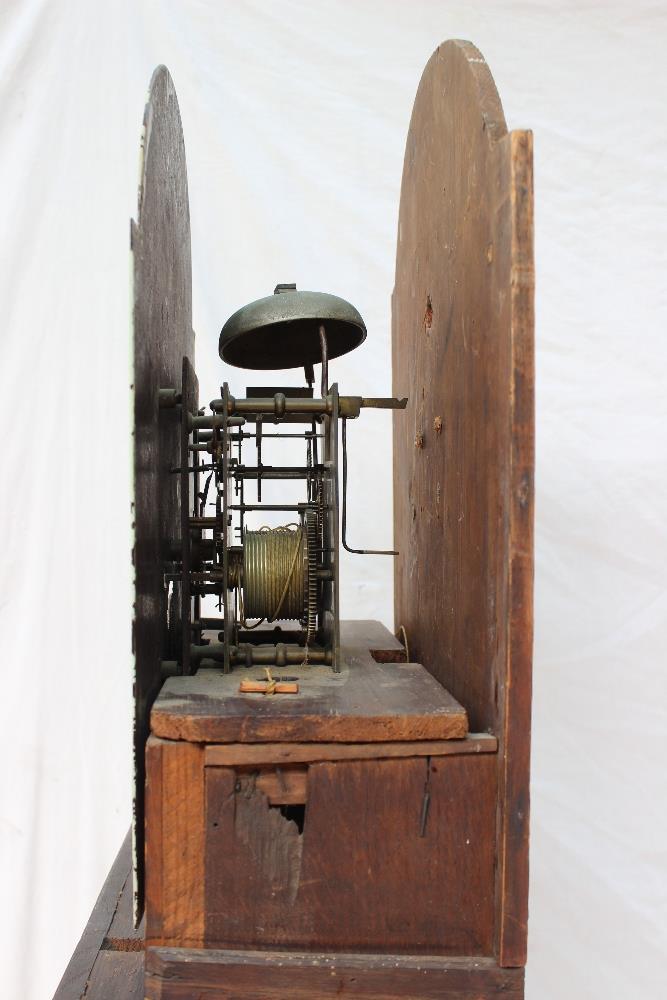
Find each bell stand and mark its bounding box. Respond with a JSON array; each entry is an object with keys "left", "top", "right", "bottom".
[{"left": 53, "top": 39, "right": 534, "bottom": 1000}]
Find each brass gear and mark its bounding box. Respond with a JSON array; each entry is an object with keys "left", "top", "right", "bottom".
[
  {"left": 315, "top": 474, "right": 325, "bottom": 549},
  {"left": 305, "top": 509, "right": 318, "bottom": 641}
]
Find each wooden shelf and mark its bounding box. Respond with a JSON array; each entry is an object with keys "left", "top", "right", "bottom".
[{"left": 151, "top": 620, "right": 469, "bottom": 743}]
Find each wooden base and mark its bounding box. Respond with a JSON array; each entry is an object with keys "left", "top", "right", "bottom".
[
  {"left": 145, "top": 946, "right": 524, "bottom": 999},
  {"left": 52, "top": 834, "right": 523, "bottom": 1000},
  {"left": 145, "top": 622, "right": 495, "bottom": 956}
]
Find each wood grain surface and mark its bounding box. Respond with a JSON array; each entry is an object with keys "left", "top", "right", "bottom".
[
  {"left": 204, "top": 733, "right": 497, "bottom": 767},
  {"left": 391, "top": 40, "right": 534, "bottom": 967},
  {"left": 145, "top": 738, "right": 205, "bottom": 948},
  {"left": 151, "top": 620, "right": 468, "bottom": 743},
  {"left": 145, "top": 947, "right": 524, "bottom": 999},
  {"left": 496, "top": 127, "right": 535, "bottom": 968},
  {"left": 53, "top": 832, "right": 523, "bottom": 1000},
  {"left": 132, "top": 64, "right": 194, "bottom": 920},
  {"left": 53, "top": 828, "right": 520, "bottom": 999},
  {"left": 204, "top": 754, "right": 496, "bottom": 953}
]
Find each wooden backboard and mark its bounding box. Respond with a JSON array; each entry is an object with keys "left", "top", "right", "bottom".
[{"left": 392, "top": 40, "right": 534, "bottom": 966}]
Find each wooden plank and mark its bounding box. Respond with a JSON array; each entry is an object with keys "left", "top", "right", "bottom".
[
  {"left": 105, "top": 870, "right": 145, "bottom": 948},
  {"left": 496, "top": 129, "right": 535, "bottom": 968},
  {"left": 83, "top": 951, "right": 144, "bottom": 1000},
  {"left": 204, "top": 733, "right": 497, "bottom": 767},
  {"left": 53, "top": 832, "right": 133, "bottom": 999},
  {"left": 151, "top": 620, "right": 468, "bottom": 743},
  {"left": 145, "top": 947, "right": 523, "bottom": 999},
  {"left": 132, "top": 63, "right": 194, "bottom": 920},
  {"left": 145, "top": 737, "right": 164, "bottom": 943},
  {"left": 145, "top": 738, "right": 205, "bottom": 948},
  {"left": 254, "top": 767, "right": 308, "bottom": 803},
  {"left": 205, "top": 767, "right": 305, "bottom": 940},
  {"left": 393, "top": 37, "right": 517, "bottom": 735},
  {"left": 391, "top": 40, "right": 534, "bottom": 968},
  {"left": 341, "top": 619, "right": 406, "bottom": 654},
  {"left": 204, "top": 755, "right": 496, "bottom": 953}
]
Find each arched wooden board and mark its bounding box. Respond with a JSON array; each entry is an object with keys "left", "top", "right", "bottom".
[
  {"left": 392, "top": 40, "right": 534, "bottom": 966},
  {"left": 131, "top": 65, "right": 194, "bottom": 921}
]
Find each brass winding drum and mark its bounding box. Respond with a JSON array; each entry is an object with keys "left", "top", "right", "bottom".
[
  {"left": 242, "top": 513, "right": 319, "bottom": 640},
  {"left": 242, "top": 526, "right": 308, "bottom": 623}
]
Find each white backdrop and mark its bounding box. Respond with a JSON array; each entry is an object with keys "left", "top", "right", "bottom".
[{"left": 1, "top": 2, "right": 666, "bottom": 997}]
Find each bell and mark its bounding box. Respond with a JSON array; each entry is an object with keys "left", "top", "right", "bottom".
[{"left": 219, "top": 283, "right": 367, "bottom": 370}]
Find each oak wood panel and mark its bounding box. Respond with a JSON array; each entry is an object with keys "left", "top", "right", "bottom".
[
  {"left": 393, "top": 38, "right": 515, "bottom": 734},
  {"left": 496, "top": 129, "right": 535, "bottom": 967},
  {"left": 145, "top": 947, "right": 523, "bottom": 999},
  {"left": 204, "top": 755, "right": 496, "bottom": 954},
  {"left": 392, "top": 40, "right": 534, "bottom": 967},
  {"left": 145, "top": 738, "right": 205, "bottom": 947},
  {"left": 204, "top": 733, "right": 497, "bottom": 767},
  {"left": 152, "top": 621, "right": 467, "bottom": 743}
]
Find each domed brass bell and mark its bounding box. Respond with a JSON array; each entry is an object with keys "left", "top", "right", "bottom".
[{"left": 219, "top": 284, "right": 367, "bottom": 370}]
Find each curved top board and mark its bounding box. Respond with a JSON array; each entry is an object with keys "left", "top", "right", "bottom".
[
  {"left": 392, "top": 40, "right": 534, "bottom": 965},
  {"left": 131, "top": 65, "right": 194, "bottom": 922}
]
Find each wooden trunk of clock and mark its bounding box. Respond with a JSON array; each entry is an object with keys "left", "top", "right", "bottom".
[{"left": 144, "top": 624, "right": 499, "bottom": 958}]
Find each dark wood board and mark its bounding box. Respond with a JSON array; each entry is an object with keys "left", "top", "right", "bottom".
[
  {"left": 52, "top": 832, "right": 144, "bottom": 1000},
  {"left": 203, "top": 732, "right": 497, "bottom": 767},
  {"left": 203, "top": 754, "right": 496, "bottom": 954},
  {"left": 82, "top": 952, "right": 144, "bottom": 1000},
  {"left": 146, "top": 948, "right": 524, "bottom": 999},
  {"left": 132, "top": 64, "right": 194, "bottom": 921},
  {"left": 391, "top": 40, "right": 534, "bottom": 965},
  {"left": 151, "top": 620, "right": 468, "bottom": 742}
]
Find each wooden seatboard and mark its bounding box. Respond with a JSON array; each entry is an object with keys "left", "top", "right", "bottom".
[
  {"left": 151, "top": 620, "right": 468, "bottom": 743},
  {"left": 392, "top": 40, "right": 534, "bottom": 965},
  {"left": 145, "top": 947, "right": 524, "bottom": 999}
]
